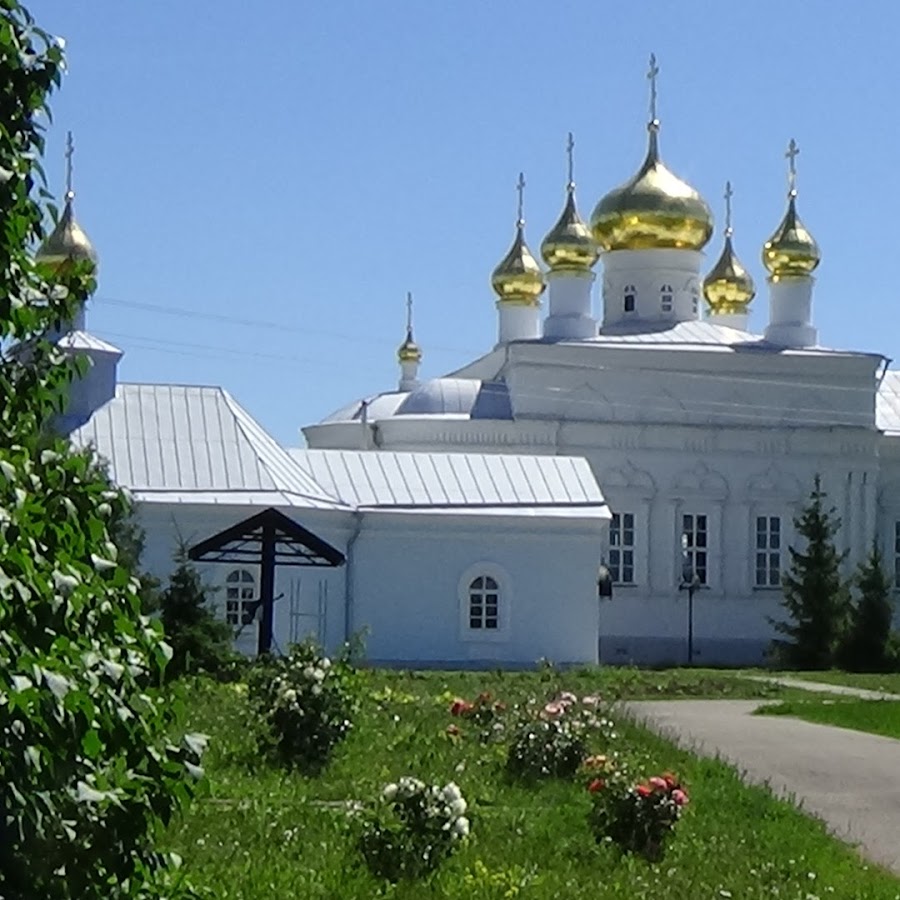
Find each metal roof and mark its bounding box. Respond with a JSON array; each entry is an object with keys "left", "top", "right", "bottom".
[
  {"left": 877, "top": 370, "right": 900, "bottom": 435},
  {"left": 71, "top": 383, "right": 347, "bottom": 509},
  {"left": 289, "top": 448, "right": 606, "bottom": 510},
  {"left": 57, "top": 330, "right": 122, "bottom": 355}
]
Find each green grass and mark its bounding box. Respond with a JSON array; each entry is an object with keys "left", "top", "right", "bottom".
[
  {"left": 163, "top": 669, "right": 900, "bottom": 899},
  {"left": 773, "top": 671, "right": 900, "bottom": 695},
  {"left": 757, "top": 698, "right": 900, "bottom": 740}
]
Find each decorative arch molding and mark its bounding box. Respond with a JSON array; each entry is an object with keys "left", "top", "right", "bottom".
[
  {"left": 744, "top": 465, "right": 803, "bottom": 501},
  {"left": 671, "top": 461, "right": 728, "bottom": 499},
  {"left": 598, "top": 460, "right": 657, "bottom": 499}
]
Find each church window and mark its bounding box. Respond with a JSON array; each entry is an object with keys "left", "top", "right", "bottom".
[
  {"left": 624, "top": 285, "right": 636, "bottom": 313},
  {"left": 468, "top": 575, "right": 499, "bottom": 630},
  {"left": 755, "top": 516, "right": 781, "bottom": 587},
  {"left": 894, "top": 522, "right": 900, "bottom": 588},
  {"left": 660, "top": 284, "right": 673, "bottom": 313},
  {"left": 691, "top": 295, "right": 699, "bottom": 315},
  {"left": 681, "top": 514, "right": 708, "bottom": 585},
  {"left": 225, "top": 568, "right": 256, "bottom": 626},
  {"left": 609, "top": 512, "right": 635, "bottom": 584}
]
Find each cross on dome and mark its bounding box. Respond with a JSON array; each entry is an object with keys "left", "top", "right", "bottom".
[
  {"left": 647, "top": 53, "right": 660, "bottom": 125},
  {"left": 516, "top": 171, "right": 526, "bottom": 226},
  {"left": 724, "top": 181, "right": 734, "bottom": 236},
  {"left": 566, "top": 132, "right": 575, "bottom": 191},
  {"left": 64, "top": 130, "right": 75, "bottom": 200},
  {"left": 785, "top": 138, "right": 799, "bottom": 196}
]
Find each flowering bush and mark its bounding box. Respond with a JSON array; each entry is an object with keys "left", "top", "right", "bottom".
[
  {"left": 448, "top": 691, "right": 508, "bottom": 741},
  {"left": 355, "top": 777, "right": 471, "bottom": 882},
  {"left": 247, "top": 640, "right": 358, "bottom": 771},
  {"left": 587, "top": 769, "right": 689, "bottom": 861},
  {"left": 505, "top": 692, "right": 614, "bottom": 781}
]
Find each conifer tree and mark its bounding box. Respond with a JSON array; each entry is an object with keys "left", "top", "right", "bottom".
[
  {"left": 839, "top": 544, "right": 894, "bottom": 672},
  {"left": 770, "top": 475, "right": 851, "bottom": 669}
]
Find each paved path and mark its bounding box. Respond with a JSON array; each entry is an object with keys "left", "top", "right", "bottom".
[
  {"left": 624, "top": 699, "right": 900, "bottom": 875},
  {"left": 745, "top": 675, "right": 900, "bottom": 701}
]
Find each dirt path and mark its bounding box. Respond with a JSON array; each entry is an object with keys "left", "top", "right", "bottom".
[{"left": 625, "top": 699, "right": 900, "bottom": 875}]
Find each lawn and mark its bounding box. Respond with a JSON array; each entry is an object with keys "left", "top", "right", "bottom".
[
  {"left": 162, "top": 667, "right": 900, "bottom": 899},
  {"left": 775, "top": 671, "right": 900, "bottom": 695},
  {"left": 757, "top": 698, "right": 900, "bottom": 740}
]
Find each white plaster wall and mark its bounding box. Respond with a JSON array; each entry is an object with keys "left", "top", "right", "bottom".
[{"left": 349, "top": 513, "right": 604, "bottom": 667}]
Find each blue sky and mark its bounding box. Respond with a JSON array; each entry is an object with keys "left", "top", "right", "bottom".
[{"left": 28, "top": 1, "right": 900, "bottom": 445}]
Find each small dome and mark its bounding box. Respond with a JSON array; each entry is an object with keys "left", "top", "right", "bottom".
[
  {"left": 590, "top": 125, "right": 713, "bottom": 252},
  {"left": 703, "top": 234, "right": 755, "bottom": 313},
  {"left": 762, "top": 192, "right": 820, "bottom": 278},
  {"left": 541, "top": 189, "right": 599, "bottom": 272},
  {"left": 397, "top": 329, "right": 422, "bottom": 364},
  {"left": 35, "top": 193, "right": 97, "bottom": 270},
  {"left": 491, "top": 223, "right": 545, "bottom": 305}
]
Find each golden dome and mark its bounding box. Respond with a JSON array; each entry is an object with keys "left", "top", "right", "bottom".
[
  {"left": 541, "top": 188, "right": 599, "bottom": 272},
  {"left": 36, "top": 192, "right": 98, "bottom": 270},
  {"left": 397, "top": 328, "right": 422, "bottom": 364},
  {"left": 704, "top": 235, "right": 755, "bottom": 313},
  {"left": 491, "top": 223, "right": 545, "bottom": 304},
  {"left": 590, "top": 124, "right": 713, "bottom": 252},
  {"left": 762, "top": 192, "right": 820, "bottom": 278}
]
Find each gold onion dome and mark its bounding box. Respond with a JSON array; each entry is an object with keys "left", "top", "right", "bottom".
[
  {"left": 397, "top": 329, "right": 422, "bottom": 364},
  {"left": 491, "top": 173, "right": 545, "bottom": 304},
  {"left": 704, "top": 235, "right": 755, "bottom": 313},
  {"left": 762, "top": 192, "right": 820, "bottom": 278},
  {"left": 35, "top": 191, "right": 98, "bottom": 270},
  {"left": 590, "top": 122, "right": 713, "bottom": 252}
]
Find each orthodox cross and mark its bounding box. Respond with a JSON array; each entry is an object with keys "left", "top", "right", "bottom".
[
  {"left": 647, "top": 53, "right": 660, "bottom": 122},
  {"left": 566, "top": 131, "right": 575, "bottom": 190},
  {"left": 724, "top": 180, "right": 734, "bottom": 235},
  {"left": 516, "top": 171, "right": 525, "bottom": 225},
  {"left": 405, "top": 291, "right": 414, "bottom": 338},
  {"left": 785, "top": 138, "right": 799, "bottom": 194},
  {"left": 64, "top": 130, "right": 75, "bottom": 199}
]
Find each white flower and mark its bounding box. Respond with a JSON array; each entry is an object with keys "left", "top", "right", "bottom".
[
  {"left": 451, "top": 817, "right": 470, "bottom": 839},
  {"left": 283, "top": 688, "right": 297, "bottom": 703},
  {"left": 441, "top": 782, "right": 462, "bottom": 804},
  {"left": 303, "top": 666, "right": 315, "bottom": 680},
  {"left": 311, "top": 684, "right": 322, "bottom": 696},
  {"left": 449, "top": 797, "right": 467, "bottom": 817},
  {"left": 321, "top": 658, "right": 331, "bottom": 670},
  {"left": 382, "top": 783, "right": 398, "bottom": 801},
  {"left": 312, "top": 668, "right": 325, "bottom": 682}
]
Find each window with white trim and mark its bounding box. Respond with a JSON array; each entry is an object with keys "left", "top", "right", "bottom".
[
  {"left": 894, "top": 521, "right": 900, "bottom": 588},
  {"left": 755, "top": 515, "right": 781, "bottom": 587},
  {"left": 660, "top": 284, "right": 673, "bottom": 313},
  {"left": 468, "top": 575, "right": 499, "bottom": 630},
  {"left": 624, "top": 285, "right": 636, "bottom": 313},
  {"left": 609, "top": 512, "right": 635, "bottom": 584},
  {"left": 225, "top": 568, "right": 256, "bottom": 626},
  {"left": 681, "top": 514, "right": 708, "bottom": 585}
]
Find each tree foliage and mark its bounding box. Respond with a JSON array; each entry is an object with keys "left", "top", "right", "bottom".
[
  {"left": 839, "top": 544, "right": 896, "bottom": 673},
  {"left": 770, "top": 475, "right": 851, "bottom": 669},
  {"left": 0, "top": 4, "right": 203, "bottom": 897},
  {"left": 158, "top": 545, "right": 235, "bottom": 680}
]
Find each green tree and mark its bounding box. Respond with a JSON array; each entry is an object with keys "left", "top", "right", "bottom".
[
  {"left": 770, "top": 475, "right": 851, "bottom": 669},
  {"left": 159, "top": 544, "right": 235, "bottom": 680},
  {"left": 839, "top": 544, "right": 895, "bottom": 672},
  {"left": 0, "top": 4, "right": 202, "bottom": 897}
]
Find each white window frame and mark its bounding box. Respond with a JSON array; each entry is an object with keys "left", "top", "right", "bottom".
[
  {"left": 623, "top": 284, "right": 636, "bottom": 314},
  {"left": 680, "top": 512, "right": 709, "bottom": 586},
  {"left": 609, "top": 511, "right": 636, "bottom": 585},
  {"left": 660, "top": 284, "right": 673, "bottom": 313},
  {"left": 458, "top": 563, "right": 510, "bottom": 642},
  {"left": 225, "top": 568, "right": 256, "bottom": 626},
  {"left": 754, "top": 514, "right": 783, "bottom": 589}
]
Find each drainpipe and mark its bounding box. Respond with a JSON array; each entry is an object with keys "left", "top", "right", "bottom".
[{"left": 343, "top": 510, "right": 364, "bottom": 644}]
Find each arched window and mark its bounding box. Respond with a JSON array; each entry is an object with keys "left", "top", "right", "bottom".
[
  {"left": 623, "top": 285, "right": 636, "bottom": 313},
  {"left": 225, "top": 568, "right": 256, "bottom": 626},
  {"left": 468, "top": 575, "right": 499, "bottom": 630},
  {"left": 660, "top": 284, "right": 673, "bottom": 313}
]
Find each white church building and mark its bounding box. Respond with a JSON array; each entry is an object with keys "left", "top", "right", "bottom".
[{"left": 44, "top": 61, "right": 900, "bottom": 667}]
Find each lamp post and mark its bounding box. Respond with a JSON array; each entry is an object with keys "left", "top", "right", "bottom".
[{"left": 678, "top": 535, "right": 702, "bottom": 665}]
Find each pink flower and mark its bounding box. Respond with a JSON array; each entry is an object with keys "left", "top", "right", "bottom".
[
  {"left": 559, "top": 691, "right": 577, "bottom": 705},
  {"left": 648, "top": 776, "right": 668, "bottom": 792},
  {"left": 542, "top": 702, "right": 564, "bottom": 719},
  {"left": 671, "top": 789, "right": 688, "bottom": 807},
  {"left": 581, "top": 695, "right": 600, "bottom": 707}
]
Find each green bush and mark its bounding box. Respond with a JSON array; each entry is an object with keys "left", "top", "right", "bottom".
[{"left": 0, "top": 5, "right": 204, "bottom": 896}]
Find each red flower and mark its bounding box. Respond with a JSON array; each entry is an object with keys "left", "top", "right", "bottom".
[
  {"left": 635, "top": 784, "right": 652, "bottom": 798},
  {"left": 588, "top": 778, "right": 605, "bottom": 793},
  {"left": 450, "top": 698, "right": 473, "bottom": 716},
  {"left": 648, "top": 776, "right": 668, "bottom": 792},
  {"left": 671, "top": 788, "right": 689, "bottom": 807},
  {"left": 662, "top": 772, "right": 678, "bottom": 790}
]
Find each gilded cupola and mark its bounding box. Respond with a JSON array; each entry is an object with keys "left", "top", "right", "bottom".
[
  {"left": 590, "top": 55, "right": 713, "bottom": 253},
  {"left": 491, "top": 172, "right": 546, "bottom": 305},
  {"left": 762, "top": 139, "right": 820, "bottom": 279},
  {"left": 703, "top": 181, "right": 755, "bottom": 314},
  {"left": 35, "top": 132, "right": 98, "bottom": 272},
  {"left": 541, "top": 133, "right": 599, "bottom": 273},
  {"left": 397, "top": 292, "right": 422, "bottom": 364}
]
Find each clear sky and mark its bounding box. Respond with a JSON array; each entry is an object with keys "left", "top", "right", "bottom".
[{"left": 26, "top": 0, "right": 900, "bottom": 446}]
